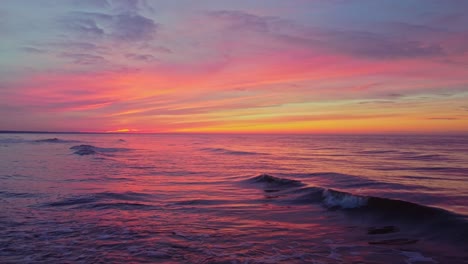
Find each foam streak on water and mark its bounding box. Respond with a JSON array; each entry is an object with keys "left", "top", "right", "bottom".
[{"left": 0, "top": 133, "right": 467, "bottom": 263}]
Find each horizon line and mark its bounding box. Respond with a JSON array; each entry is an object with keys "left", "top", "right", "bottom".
[{"left": 0, "top": 130, "right": 467, "bottom": 136}]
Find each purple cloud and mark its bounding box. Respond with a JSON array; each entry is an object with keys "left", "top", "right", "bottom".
[
  {"left": 71, "top": 0, "right": 110, "bottom": 9},
  {"left": 326, "top": 30, "right": 444, "bottom": 59},
  {"left": 111, "top": 12, "right": 157, "bottom": 41},
  {"left": 110, "top": 0, "right": 154, "bottom": 13},
  {"left": 47, "top": 41, "right": 107, "bottom": 52},
  {"left": 60, "top": 52, "right": 107, "bottom": 65},
  {"left": 207, "top": 10, "right": 446, "bottom": 60},
  {"left": 138, "top": 44, "right": 172, "bottom": 54},
  {"left": 60, "top": 11, "right": 157, "bottom": 42},
  {"left": 125, "top": 53, "right": 156, "bottom": 62},
  {"left": 111, "top": 0, "right": 139, "bottom": 12},
  {"left": 60, "top": 14, "right": 106, "bottom": 38},
  {"left": 207, "top": 10, "right": 274, "bottom": 33}
]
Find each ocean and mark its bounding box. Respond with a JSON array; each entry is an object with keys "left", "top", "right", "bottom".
[{"left": 0, "top": 133, "right": 467, "bottom": 263}]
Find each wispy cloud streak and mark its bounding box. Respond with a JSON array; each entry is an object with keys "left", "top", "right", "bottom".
[{"left": 0, "top": 0, "right": 467, "bottom": 133}]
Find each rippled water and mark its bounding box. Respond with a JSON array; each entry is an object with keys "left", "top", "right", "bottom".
[{"left": 1, "top": 133, "right": 467, "bottom": 263}]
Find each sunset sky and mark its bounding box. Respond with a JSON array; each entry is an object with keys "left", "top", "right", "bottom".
[{"left": 1, "top": 0, "right": 467, "bottom": 133}]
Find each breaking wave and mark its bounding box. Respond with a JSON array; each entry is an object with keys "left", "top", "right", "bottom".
[
  {"left": 70, "top": 144, "right": 131, "bottom": 156},
  {"left": 246, "top": 174, "right": 468, "bottom": 221},
  {"left": 245, "top": 174, "right": 468, "bottom": 245},
  {"left": 248, "top": 174, "right": 305, "bottom": 188}
]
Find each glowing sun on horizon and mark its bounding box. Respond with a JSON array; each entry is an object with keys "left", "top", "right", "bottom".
[{"left": 106, "top": 128, "right": 139, "bottom": 133}]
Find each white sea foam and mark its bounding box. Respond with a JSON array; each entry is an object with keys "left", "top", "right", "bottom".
[{"left": 322, "top": 189, "right": 368, "bottom": 209}]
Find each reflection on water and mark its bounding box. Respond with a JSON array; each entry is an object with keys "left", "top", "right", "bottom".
[{"left": 1, "top": 134, "right": 467, "bottom": 263}]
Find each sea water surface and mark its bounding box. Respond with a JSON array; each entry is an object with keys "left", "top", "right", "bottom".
[{"left": 0, "top": 133, "right": 467, "bottom": 263}]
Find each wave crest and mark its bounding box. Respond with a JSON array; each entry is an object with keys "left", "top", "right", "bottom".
[
  {"left": 247, "top": 174, "right": 305, "bottom": 188},
  {"left": 246, "top": 174, "right": 468, "bottom": 219},
  {"left": 70, "top": 144, "right": 131, "bottom": 155},
  {"left": 322, "top": 189, "right": 368, "bottom": 209}
]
